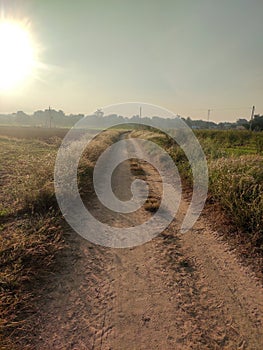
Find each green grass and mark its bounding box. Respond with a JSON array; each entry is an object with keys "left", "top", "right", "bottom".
[
  {"left": 193, "top": 131, "right": 263, "bottom": 252},
  {"left": 131, "top": 129, "right": 263, "bottom": 253},
  {"left": 194, "top": 130, "right": 263, "bottom": 246},
  {"left": 195, "top": 129, "right": 263, "bottom": 159}
]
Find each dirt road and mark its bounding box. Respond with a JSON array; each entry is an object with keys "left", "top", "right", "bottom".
[{"left": 30, "top": 135, "right": 263, "bottom": 350}]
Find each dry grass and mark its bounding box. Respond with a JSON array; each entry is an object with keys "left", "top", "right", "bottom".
[
  {"left": 196, "top": 132, "right": 263, "bottom": 252},
  {"left": 0, "top": 136, "right": 64, "bottom": 347},
  {"left": 0, "top": 129, "right": 123, "bottom": 348},
  {"left": 0, "top": 137, "right": 59, "bottom": 214},
  {"left": 78, "top": 129, "right": 123, "bottom": 194},
  {"left": 131, "top": 129, "right": 263, "bottom": 256},
  {"left": 0, "top": 215, "right": 63, "bottom": 346},
  {"left": 144, "top": 197, "right": 160, "bottom": 212},
  {"left": 0, "top": 127, "right": 128, "bottom": 334},
  {"left": 2, "top": 126, "right": 261, "bottom": 346},
  {"left": 0, "top": 126, "right": 70, "bottom": 142},
  {"left": 129, "top": 159, "right": 146, "bottom": 176},
  {"left": 209, "top": 155, "right": 263, "bottom": 249}
]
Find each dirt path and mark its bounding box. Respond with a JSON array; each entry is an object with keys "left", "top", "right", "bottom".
[{"left": 29, "top": 135, "right": 263, "bottom": 350}]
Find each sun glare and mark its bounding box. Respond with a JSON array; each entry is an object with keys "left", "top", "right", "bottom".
[{"left": 0, "top": 20, "right": 36, "bottom": 91}]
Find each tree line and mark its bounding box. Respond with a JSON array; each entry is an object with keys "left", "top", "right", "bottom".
[{"left": 0, "top": 108, "right": 262, "bottom": 130}]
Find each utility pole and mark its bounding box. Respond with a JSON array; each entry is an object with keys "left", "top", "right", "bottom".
[
  {"left": 49, "top": 106, "right": 53, "bottom": 128},
  {"left": 250, "top": 105, "right": 255, "bottom": 131},
  {"left": 251, "top": 105, "right": 255, "bottom": 120},
  {"left": 207, "top": 109, "right": 211, "bottom": 129},
  {"left": 139, "top": 106, "right": 142, "bottom": 118}
]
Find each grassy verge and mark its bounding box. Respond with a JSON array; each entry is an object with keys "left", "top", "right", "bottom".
[
  {"left": 208, "top": 155, "right": 263, "bottom": 253},
  {"left": 196, "top": 131, "right": 263, "bottom": 252},
  {"left": 131, "top": 128, "right": 263, "bottom": 259},
  {"left": 130, "top": 128, "right": 193, "bottom": 189}
]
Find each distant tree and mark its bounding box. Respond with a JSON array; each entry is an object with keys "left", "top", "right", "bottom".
[
  {"left": 251, "top": 115, "right": 263, "bottom": 131},
  {"left": 236, "top": 118, "right": 249, "bottom": 125},
  {"left": 15, "top": 111, "right": 32, "bottom": 125}
]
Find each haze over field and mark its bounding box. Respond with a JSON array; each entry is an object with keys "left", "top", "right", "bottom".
[
  {"left": 0, "top": 0, "right": 263, "bottom": 121},
  {"left": 1, "top": 2, "right": 263, "bottom": 349}
]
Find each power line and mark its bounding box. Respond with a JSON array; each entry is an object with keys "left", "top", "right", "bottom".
[{"left": 190, "top": 106, "right": 251, "bottom": 111}]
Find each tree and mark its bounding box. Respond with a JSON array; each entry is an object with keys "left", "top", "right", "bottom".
[{"left": 251, "top": 115, "right": 263, "bottom": 131}]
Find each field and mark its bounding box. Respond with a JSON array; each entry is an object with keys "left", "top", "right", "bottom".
[
  {"left": 0, "top": 126, "right": 262, "bottom": 348},
  {"left": 0, "top": 127, "right": 122, "bottom": 348}
]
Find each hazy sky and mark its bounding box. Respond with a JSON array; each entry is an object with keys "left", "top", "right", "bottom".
[{"left": 0, "top": 0, "right": 262, "bottom": 121}]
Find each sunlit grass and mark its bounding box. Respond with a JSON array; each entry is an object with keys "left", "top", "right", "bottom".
[
  {"left": 0, "top": 129, "right": 124, "bottom": 347},
  {"left": 0, "top": 136, "right": 63, "bottom": 346}
]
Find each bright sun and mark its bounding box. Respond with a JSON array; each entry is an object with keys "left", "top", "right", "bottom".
[{"left": 0, "top": 20, "right": 36, "bottom": 91}]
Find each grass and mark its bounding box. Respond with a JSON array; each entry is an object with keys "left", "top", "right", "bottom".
[
  {"left": 1, "top": 125, "right": 262, "bottom": 346},
  {"left": 0, "top": 137, "right": 58, "bottom": 215},
  {"left": 144, "top": 197, "right": 160, "bottom": 212},
  {"left": 0, "top": 135, "right": 64, "bottom": 348},
  {"left": 131, "top": 128, "right": 263, "bottom": 256},
  {"left": 130, "top": 128, "right": 193, "bottom": 188},
  {"left": 78, "top": 129, "right": 123, "bottom": 194},
  {"left": 209, "top": 156, "right": 263, "bottom": 246},
  {"left": 195, "top": 131, "right": 263, "bottom": 249},
  {"left": 0, "top": 128, "right": 124, "bottom": 348},
  {"left": 0, "top": 126, "right": 70, "bottom": 141},
  {"left": 129, "top": 159, "right": 146, "bottom": 176},
  {"left": 195, "top": 129, "right": 263, "bottom": 159}
]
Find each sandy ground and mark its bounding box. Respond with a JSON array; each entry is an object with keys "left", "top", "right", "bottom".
[{"left": 28, "top": 135, "right": 263, "bottom": 350}]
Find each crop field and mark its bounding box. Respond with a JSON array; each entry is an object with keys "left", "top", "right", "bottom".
[{"left": 0, "top": 126, "right": 70, "bottom": 141}]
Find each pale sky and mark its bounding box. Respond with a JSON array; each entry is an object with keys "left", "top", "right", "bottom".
[{"left": 0, "top": 0, "right": 262, "bottom": 122}]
